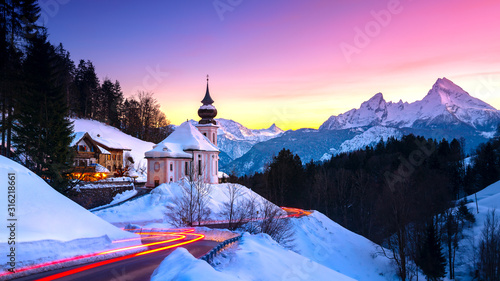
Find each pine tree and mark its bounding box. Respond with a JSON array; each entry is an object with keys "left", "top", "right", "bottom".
[
  {"left": 14, "top": 32, "right": 74, "bottom": 192},
  {"left": 0, "top": 0, "right": 41, "bottom": 157},
  {"left": 417, "top": 222, "right": 447, "bottom": 281}
]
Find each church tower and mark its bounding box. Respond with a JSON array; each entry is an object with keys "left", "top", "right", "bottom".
[{"left": 196, "top": 76, "right": 219, "bottom": 146}]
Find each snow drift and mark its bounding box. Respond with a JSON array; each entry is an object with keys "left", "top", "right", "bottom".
[{"left": 0, "top": 156, "right": 139, "bottom": 270}]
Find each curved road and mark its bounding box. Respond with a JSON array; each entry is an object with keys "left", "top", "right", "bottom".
[
  {"left": 7, "top": 229, "right": 218, "bottom": 281},
  {"left": 6, "top": 207, "right": 310, "bottom": 281}
]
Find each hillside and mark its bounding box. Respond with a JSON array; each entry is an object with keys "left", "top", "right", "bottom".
[{"left": 0, "top": 156, "right": 139, "bottom": 271}]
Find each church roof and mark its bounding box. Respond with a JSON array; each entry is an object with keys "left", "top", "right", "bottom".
[
  {"left": 145, "top": 121, "right": 219, "bottom": 158},
  {"left": 201, "top": 79, "right": 214, "bottom": 105}
]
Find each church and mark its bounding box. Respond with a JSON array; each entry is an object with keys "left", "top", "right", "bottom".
[{"left": 145, "top": 78, "right": 220, "bottom": 187}]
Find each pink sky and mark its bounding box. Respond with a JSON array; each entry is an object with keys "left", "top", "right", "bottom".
[{"left": 45, "top": 0, "right": 500, "bottom": 130}]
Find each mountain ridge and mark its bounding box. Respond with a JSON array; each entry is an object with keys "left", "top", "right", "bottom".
[{"left": 320, "top": 77, "right": 500, "bottom": 131}]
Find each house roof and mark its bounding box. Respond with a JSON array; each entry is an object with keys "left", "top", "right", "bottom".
[
  {"left": 70, "top": 132, "right": 87, "bottom": 147},
  {"left": 145, "top": 121, "right": 219, "bottom": 158},
  {"left": 97, "top": 145, "right": 111, "bottom": 155},
  {"left": 91, "top": 135, "right": 132, "bottom": 151},
  {"left": 71, "top": 132, "right": 126, "bottom": 154}
]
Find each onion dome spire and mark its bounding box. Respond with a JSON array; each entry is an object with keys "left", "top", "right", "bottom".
[
  {"left": 201, "top": 75, "right": 214, "bottom": 105},
  {"left": 198, "top": 75, "right": 217, "bottom": 125}
]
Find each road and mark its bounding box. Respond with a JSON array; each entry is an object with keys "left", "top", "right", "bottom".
[
  {"left": 6, "top": 207, "right": 310, "bottom": 281},
  {"left": 7, "top": 229, "right": 218, "bottom": 281}
]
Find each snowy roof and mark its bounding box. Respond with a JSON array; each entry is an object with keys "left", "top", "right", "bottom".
[
  {"left": 70, "top": 132, "right": 87, "bottom": 147},
  {"left": 97, "top": 145, "right": 111, "bottom": 155},
  {"left": 145, "top": 121, "right": 219, "bottom": 158},
  {"left": 92, "top": 135, "right": 132, "bottom": 151},
  {"left": 95, "top": 163, "right": 110, "bottom": 173},
  {"left": 218, "top": 171, "right": 229, "bottom": 178}
]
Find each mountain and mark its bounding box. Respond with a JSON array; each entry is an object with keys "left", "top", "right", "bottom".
[
  {"left": 216, "top": 118, "right": 284, "bottom": 160},
  {"left": 224, "top": 78, "right": 499, "bottom": 175},
  {"left": 320, "top": 78, "right": 500, "bottom": 131}
]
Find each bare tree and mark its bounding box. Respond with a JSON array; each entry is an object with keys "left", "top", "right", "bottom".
[
  {"left": 259, "top": 201, "right": 294, "bottom": 247},
  {"left": 221, "top": 183, "right": 245, "bottom": 230},
  {"left": 167, "top": 179, "right": 197, "bottom": 227},
  {"left": 478, "top": 209, "right": 500, "bottom": 281}
]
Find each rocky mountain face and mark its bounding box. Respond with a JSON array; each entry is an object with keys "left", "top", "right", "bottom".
[
  {"left": 320, "top": 78, "right": 500, "bottom": 131},
  {"left": 221, "top": 78, "right": 499, "bottom": 175},
  {"left": 216, "top": 118, "right": 284, "bottom": 160}
]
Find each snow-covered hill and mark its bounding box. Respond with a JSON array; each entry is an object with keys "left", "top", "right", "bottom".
[
  {"left": 72, "top": 118, "right": 154, "bottom": 170},
  {"left": 0, "top": 156, "right": 139, "bottom": 270},
  {"left": 150, "top": 209, "right": 395, "bottom": 280},
  {"left": 320, "top": 78, "right": 500, "bottom": 131},
  {"left": 93, "top": 181, "right": 272, "bottom": 224}
]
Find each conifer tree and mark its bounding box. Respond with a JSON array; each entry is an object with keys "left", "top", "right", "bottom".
[
  {"left": 417, "top": 222, "right": 447, "bottom": 281},
  {"left": 14, "top": 32, "right": 74, "bottom": 192}
]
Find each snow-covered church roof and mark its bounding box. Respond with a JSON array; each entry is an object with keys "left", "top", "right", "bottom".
[{"left": 145, "top": 121, "right": 219, "bottom": 159}]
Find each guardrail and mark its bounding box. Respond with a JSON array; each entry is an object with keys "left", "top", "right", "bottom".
[{"left": 200, "top": 234, "right": 242, "bottom": 264}]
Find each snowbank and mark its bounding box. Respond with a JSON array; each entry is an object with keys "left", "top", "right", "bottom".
[
  {"left": 94, "top": 182, "right": 270, "bottom": 225},
  {"left": 452, "top": 180, "right": 500, "bottom": 279},
  {"left": 151, "top": 233, "right": 355, "bottom": 281},
  {"left": 0, "top": 156, "right": 139, "bottom": 269},
  {"left": 291, "top": 211, "right": 395, "bottom": 280}
]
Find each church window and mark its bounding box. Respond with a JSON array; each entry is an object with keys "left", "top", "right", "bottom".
[{"left": 170, "top": 163, "right": 173, "bottom": 171}]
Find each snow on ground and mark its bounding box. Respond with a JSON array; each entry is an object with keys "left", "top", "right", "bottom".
[
  {"left": 72, "top": 118, "right": 154, "bottom": 174},
  {"left": 452, "top": 180, "right": 500, "bottom": 279},
  {"left": 94, "top": 181, "right": 270, "bottom": 224},
  {"left": 0, "top": 156, "right": 139, "bottom": 270},
  {"left": 291, "top": 211, "right": 395, "bottom": 280},
  {"left": 151, "top": 233, "right": 355, "bottom": 281}
]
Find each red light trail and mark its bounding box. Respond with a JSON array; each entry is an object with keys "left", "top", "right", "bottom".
[{"left": 0, "top": 228, "right": 205, "bottom": 280}]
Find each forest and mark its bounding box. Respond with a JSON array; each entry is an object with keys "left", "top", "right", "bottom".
[
  {"left": 237, "top": 132, "right": 500, "bottom": 280},
  {"left": 0, "top": 1, "right": 171, "bottom": 191}
]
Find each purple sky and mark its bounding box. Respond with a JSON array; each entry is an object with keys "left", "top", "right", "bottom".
[{"left": 41, "top": 0, "right": 500, "bottom": 130}]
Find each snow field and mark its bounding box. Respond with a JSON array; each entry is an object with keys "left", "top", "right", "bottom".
[
  {"left": 0, "top": 156, "right": 140, "bottom": 272},
  {"left": 151, "top": 233, "right": 356, "bottom": 281}
]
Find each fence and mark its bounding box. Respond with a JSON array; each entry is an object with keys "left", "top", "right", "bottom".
[{"left": 200, "top": 234, "right": 242, "bottom": 264}]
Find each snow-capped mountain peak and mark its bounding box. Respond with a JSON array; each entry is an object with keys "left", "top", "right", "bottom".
[
  {"left": 422, "top": 77, "right": 496, "bottom": 111},
  {"left": 320, "top": 78, "right": 500, "bottom": 131}
]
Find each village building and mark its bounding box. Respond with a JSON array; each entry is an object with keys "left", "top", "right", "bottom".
[
  {"left": 70, "top": 132, "right": 131, "bottom": 181},
  {"left": 145, "top": 78, "right": 220, "bottom": 187},
  {"left": 91, "top": 135, "right": 131, "bottom": 173}
]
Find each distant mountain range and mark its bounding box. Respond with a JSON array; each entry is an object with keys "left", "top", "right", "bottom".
[{"left": 219, "top": 78, "right": 500, "bottom": 175}]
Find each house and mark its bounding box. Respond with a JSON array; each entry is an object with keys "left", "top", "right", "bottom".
[
  {"left": 145, "top": 78, "right": 220, "bottom": 187},
  {"left": 70, "top": 131, "right": 131, "bottom": 181},
  {"left": 91, "top": 135, "right": 131, "bottom": 173},
  {"left": 70, "top": 132, "right": 110, "bottom": 181}
]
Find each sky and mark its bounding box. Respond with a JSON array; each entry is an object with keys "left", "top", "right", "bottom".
[{"left": 40, "top": 0, "right": 500, "bottom": 130}]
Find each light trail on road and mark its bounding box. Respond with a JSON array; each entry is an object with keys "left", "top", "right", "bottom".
[{"left": 0, "top": 228, "right": 205, "bottom": 280}]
